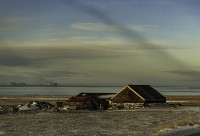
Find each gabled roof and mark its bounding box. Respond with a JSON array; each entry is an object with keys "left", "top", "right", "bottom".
[
  {"left": 111, "top": 85, "right": 166, "bottom": 103},
  {"left": 67, "top": 96, "right": 92, "bottom": 103},
  {"left": 77, "top": 93, "right": 116, "bottom": 98},
  {"left": 128, "top": 85, "right": 166, "bottom": 101}
]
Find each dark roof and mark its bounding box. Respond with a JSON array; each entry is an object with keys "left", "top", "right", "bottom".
[
  {"left": 77, "top": 93, "right": 116, "bottom": 98},
  {"left": 67, "top": 96, "right": 92, "bottom": 103},
  {"left": 127, "top": 85, "right": 166, "bottom": 102}
]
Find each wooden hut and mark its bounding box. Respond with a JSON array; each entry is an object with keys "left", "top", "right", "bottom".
[
  {"left": 77, "top": 93, "right": 116, "bottom": 98},
  {"left": 77, "top": 93, "right": 116, "bottom": 110},
  {"left": 111, "top": 85, "right": 166, "bottom": 109},
  {"left": 65, "top": 96, "right": 97, "bottom": 110}
]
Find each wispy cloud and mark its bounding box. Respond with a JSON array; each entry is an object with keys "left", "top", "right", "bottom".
[
  {"left": 71, "top": 23, "right": 120, "bottom": 31},
  {"left": 0, "top": 16, "right": 32, "bottom": 24},
  {"left": 129, "top": 24, "right": 156, "bottom": 32},
  {"left": 0, "top": 16, "right": 31, "bottom": 33},
  {"left": 0, "top": 27, "right": 21, "bottom": 32},
  {"left": 71, "top": 23, "right": 155, "bottom": 32}
]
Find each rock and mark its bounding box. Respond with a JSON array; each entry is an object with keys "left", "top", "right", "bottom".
[{"left": 18, "top": 104, "right": 40, "bottom": 111}]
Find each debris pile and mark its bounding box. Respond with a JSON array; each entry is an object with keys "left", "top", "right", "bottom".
[{"left": 0, "top": 101, "right": 55, "bottom": 113}]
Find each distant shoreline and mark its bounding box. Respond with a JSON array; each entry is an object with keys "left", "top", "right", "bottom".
[
  {"left": 1, "top": 95, "right": 200, "bottom": 106},
  {"left": 0, "top": 85, "right": 123, "bottom": 87},
  {"left": 1, "top": 85, "right": 200, "bottom": 88}
]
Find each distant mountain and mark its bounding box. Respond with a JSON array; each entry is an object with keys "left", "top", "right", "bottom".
[
  {"left": 40, "top": 81, "right": 58, "bottom": 87},
  {"left": 3, "top": 82, "right": 27, "bottom": 87}
]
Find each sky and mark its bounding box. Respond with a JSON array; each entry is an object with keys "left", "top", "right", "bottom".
[{"left": 0, "top": 0, "right": 200, "bottom": 86}]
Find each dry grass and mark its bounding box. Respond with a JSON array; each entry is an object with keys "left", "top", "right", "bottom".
[
  {"left": 1, "top": 96, "right": 200, "bottom": 135},
  {"left": 166, "top": 96, "right": 200, "bottom": 106},
  {"left": 151, "top": 117, "right": 200, "bottom": 133},
  {"left": 0, "top": 109, "right": 200, "bottom": 136}
]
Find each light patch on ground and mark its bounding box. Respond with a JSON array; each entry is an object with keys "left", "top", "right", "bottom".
[
  {"left": 0, "top": 131, "right": 5, "bottom": 135},
  {"left": 156, "top": 124, "right": 200, "bottom": 136},
  {"left": 158, "top": 128, "right": 173, "bottom": 133},
  {"left": 167, "top": 100, "right": 190, "bottom": 103}
]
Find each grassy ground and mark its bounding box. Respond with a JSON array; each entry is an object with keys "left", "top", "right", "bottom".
[
  {"left": 0, "top": 109, "right": 200, "bottom": 136},
  {"left": 1, "top": 96, "right": 200, "bottom": 135}
]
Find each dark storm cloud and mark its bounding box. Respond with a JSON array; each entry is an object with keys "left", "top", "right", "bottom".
[
  {"left": 0, "top": 47, "right": 42, "bottom": 66},
  {"left": 0, "top": 45, "right": 135, "bottom": 67}
]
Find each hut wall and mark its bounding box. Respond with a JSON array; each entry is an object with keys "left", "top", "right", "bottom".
[{"left": 111, "top": 87, "right": 144, "bottom": 103}]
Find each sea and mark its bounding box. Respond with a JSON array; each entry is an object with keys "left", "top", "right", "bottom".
[{"left": 0, "top": 86, "right": 200, "bottom": 96}]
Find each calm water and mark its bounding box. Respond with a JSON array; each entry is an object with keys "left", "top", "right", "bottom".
[{"left": 0, "top": 86, "right": 200, "bottom": 96}]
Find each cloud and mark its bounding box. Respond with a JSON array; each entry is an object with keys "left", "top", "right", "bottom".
[
  {"left": 5, "top": 17, "right": 25, "bottom": 23},
  {"left": 66, "top": 0, "right": 192, "bottom": 69},
  {"left": 71, "top": 23, "right": 121, "bottom": 31},
  {"left": 0, "top": 73, "right": 30, "bottom": 83},
  {"left": 36, "top": 70, "right": 86, "bottom": 78},
  {"left": 0, "top": 48, "right": 42, "bottom": 66},
  {"left": 166, "top": 69, "right": 200, "bottom": 79},
  {"left": 71, "top": 23, "right": 155, "bottom": 32},
  {"left": 1, "top": 16, "right": 29, "bottom": 24},
  {"left": 129, "top": 25, "right": 156, "bottom": 32},
  {"left": 0, "top": 69, "right": 86, "bottom": 84},
  {"left": 0, "top": 43, "right": 137, "bottom": 67},
  {"left": 167, "top": 70, "right": 200, "bottom": 76},
  {"left": 0, "top": 34, "right": 186, "bottom": 67},
  {"left": 0, "top": 16, "right": 33, "bottom": 33},
  {"left": 0, "top": 27, "right": 19, "bottom": 32}
]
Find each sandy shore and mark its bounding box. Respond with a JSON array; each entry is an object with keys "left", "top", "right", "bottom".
[{"left": 1, "top": 96, "right": 200, "bottom": 136}]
